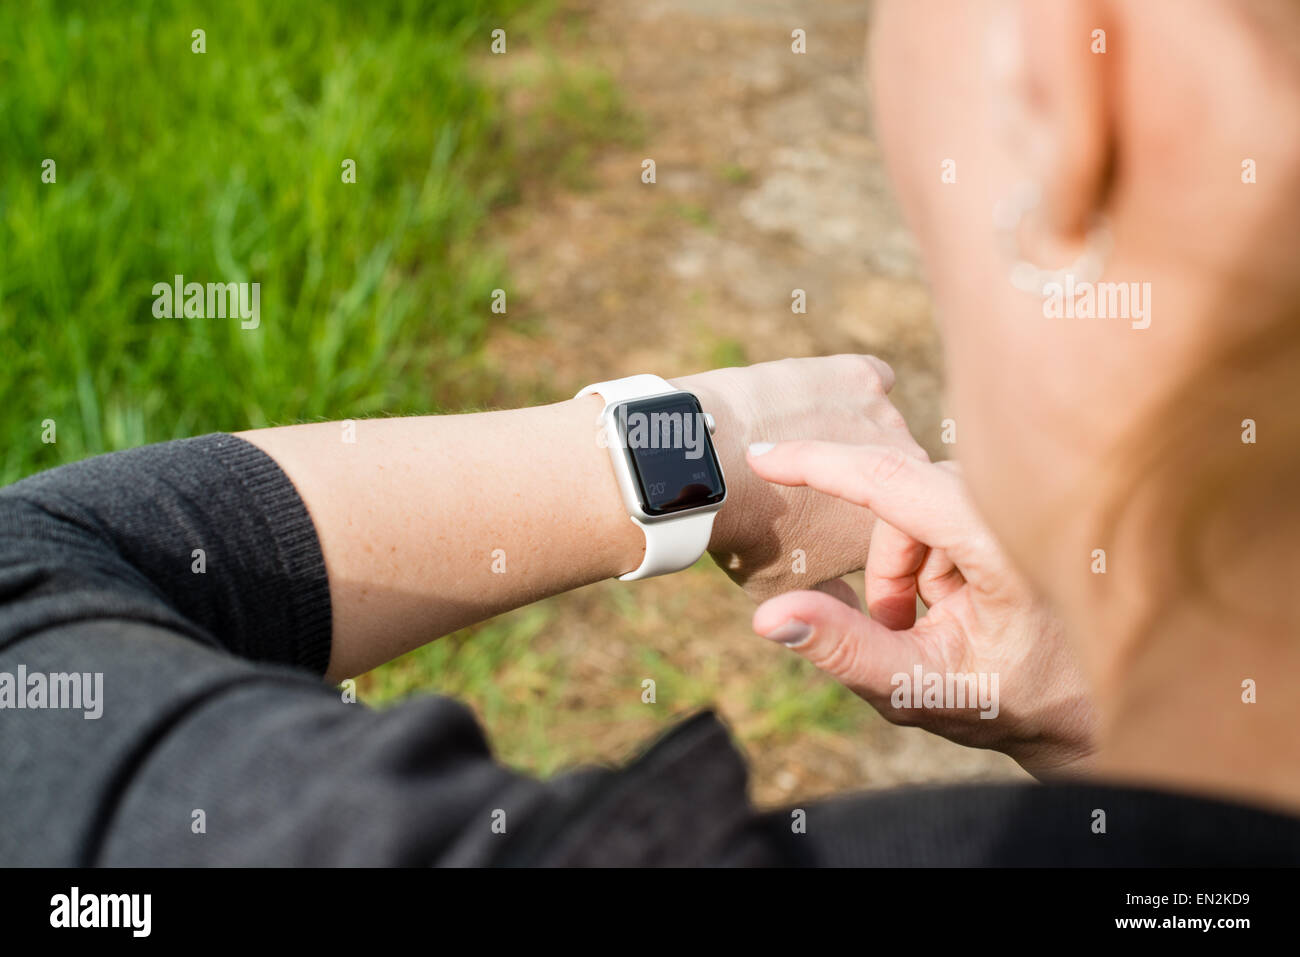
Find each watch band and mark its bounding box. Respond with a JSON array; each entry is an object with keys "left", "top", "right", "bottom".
[
  {"left": 575, "top": 375, "right": 720, "bottom": 581},
  {"left": 621, "top": 510, "right": 718, "bottom": 581},
  {"left": 574, "top": 374, "right": 677, "bottom": 406}
]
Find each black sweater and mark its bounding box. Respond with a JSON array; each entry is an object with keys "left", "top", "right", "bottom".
[{"left": 1, "top": 434, "right": 1296, "bottom": 866}]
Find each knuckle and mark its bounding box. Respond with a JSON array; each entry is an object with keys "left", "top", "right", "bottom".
[
  {"left": 838, "top": 354, "right": 884, "bottom": 391},
  {"left": 871, "top": 445, "right": 910, "bottom": 486},
  {"left": 867, "top": 356, "right": 896, "bottom": 392},
  {"left": 964, "top": 529, "right": 1004, "bottom": 573},
  {"left": 878, "top": 404, "right": 909, "bottom": 432},
  {"left": 859, "top": 365, "right": 885, "bottom": 393},
  {"left": 812, "top": 630, "right": 862, "bottom": 678}
]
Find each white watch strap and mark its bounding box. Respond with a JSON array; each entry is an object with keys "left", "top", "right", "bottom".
[
  {"left": 575, "top": 375, "right": 718, "bottom": 581},
  {"left": 574, "top": 374, "right": 676, "bottom": 405},
  {"left": 625, "top": 511, "right": 717, "bottom": 581}
]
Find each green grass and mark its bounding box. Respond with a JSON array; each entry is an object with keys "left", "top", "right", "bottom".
[
  {"left": 504, "top": 59, "right": 644, "bottom": 190},
  {"left": 673, "top": 202, "right": 713, "bottom": 229},
  {"left": 0, "top": 0, "right": 551, "bottom": 482},
  {"left": 708, "top": 336, "right": 748, "bottom": 369},
  {"left": 717, "top": 162, "right": 753, "bottom": 186}
]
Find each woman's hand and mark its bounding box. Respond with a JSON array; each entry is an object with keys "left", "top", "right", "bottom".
[
  {"left": 746, "top": 441, "right": 1096, "bottom": 777},
  {"left": 672, "top": 355, "right": 928, "bottom": 601}
]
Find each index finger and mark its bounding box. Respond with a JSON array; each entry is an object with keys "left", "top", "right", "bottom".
[{"left": 747, "top": 440, "right": 987, "bottom": 564}]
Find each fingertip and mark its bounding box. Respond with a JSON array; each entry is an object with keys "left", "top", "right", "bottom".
[
  {"left": 753, "top": 589, "right": 852, "bottom": 638},
  {"left": 761, "top": 620, "right": 814, "bottom": 647},
  {"left": 746, "top": 440, "right": 796, "bottom": 482},
  {"left": 752, "top": 590, "right": 820, "bottom": 635},
  {"left": 752, "top": 594, "right": 793, "bottom": 635},
  {"left": 747, "top": 438, "right": 819, "bottom": 486},
  {"left": 747, "top": 441, "right": 776, "bottom": 458}
]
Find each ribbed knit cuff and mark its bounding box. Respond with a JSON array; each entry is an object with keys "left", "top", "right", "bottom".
[{"left": 204, "top": 434, "right": 333, "bottom": 675}]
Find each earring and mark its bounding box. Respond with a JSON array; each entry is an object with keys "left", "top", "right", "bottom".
[{"left": 993, "top": 182, "right": 1112, "bottom": 294}]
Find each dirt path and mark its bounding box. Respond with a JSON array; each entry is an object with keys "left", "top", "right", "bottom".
[{"left": 478, "top": 0, "right": 1026, "bottom": 805}]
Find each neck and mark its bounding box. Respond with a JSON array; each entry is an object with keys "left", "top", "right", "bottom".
[
  {"left": 1054, "top": 350, "right": 1300, "bottom": 814},
  {"left": 1083, "top": 598, "right": 1300, "bottom": 815}
]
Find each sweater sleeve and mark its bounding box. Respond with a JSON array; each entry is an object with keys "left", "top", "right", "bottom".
[
  {"left": 0, "top": 435, "right": 770, "bottom": 866},
  {"left": 0, "top": 434, "right": 333, "bottom": 674}
]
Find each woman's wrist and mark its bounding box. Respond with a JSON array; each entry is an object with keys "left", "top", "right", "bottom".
[
  {"left": 573, "top": 377, "right": 749, "bottom": 577},
  {"left": 575, "top": 370, "right": 757, "bottom": 571},
  {"left": 669, "top": 371, "right": 755, "bottom": 559},
  {"left": 566, "top": 393, "right": 650, "bottom": 579}
]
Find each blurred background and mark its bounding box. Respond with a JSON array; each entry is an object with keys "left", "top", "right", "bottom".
[{"left": 1, "top": 0, "right": 1025, "bottom": 805}]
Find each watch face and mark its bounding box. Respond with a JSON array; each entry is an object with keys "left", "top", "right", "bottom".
[{"left": 613, "top": 393, "right": 726, "bottom": 516}]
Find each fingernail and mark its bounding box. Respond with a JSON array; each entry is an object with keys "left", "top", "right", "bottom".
[
  {"left": 762, "top": 619, "right": 813, "bottom": 647},
  {"left": 748, "top": 442, "right": 776, "bottom": 456}
]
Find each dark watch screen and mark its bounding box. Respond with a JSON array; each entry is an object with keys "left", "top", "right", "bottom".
[{"left": 614, "top": 393, "right": 726, "bottom": 516}]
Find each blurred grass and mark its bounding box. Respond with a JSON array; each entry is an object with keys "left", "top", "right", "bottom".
[
  {"left": 0, "top": 0, "right": 581, "bottom": 482},
  {"left": 514, "top": 62, "right": 644, "bottom": 190}
]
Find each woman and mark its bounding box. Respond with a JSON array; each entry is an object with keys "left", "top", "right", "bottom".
[{"left": 3, "top": 0, "right": 1299, "bottom": 865}]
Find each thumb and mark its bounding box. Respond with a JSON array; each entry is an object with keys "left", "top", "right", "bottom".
[{"left": 752, "top": 589, "right": 919, "bottom": 701}]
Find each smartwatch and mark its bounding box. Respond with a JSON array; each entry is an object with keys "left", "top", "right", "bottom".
[{"left": 575, "top": 374, "right": 727, "bottom": 581}]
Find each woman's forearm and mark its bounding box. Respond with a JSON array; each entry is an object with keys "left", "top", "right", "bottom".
[
  {"left": 238, "top": 393, "right": 650, "bottom": 681},
  {"left": 238, "top": 355, "right": 920, "bottom": 682}
]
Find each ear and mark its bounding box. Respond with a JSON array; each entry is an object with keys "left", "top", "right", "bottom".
[{"left": 990, "top": 0, "right": 1114, "bottom": 241}]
